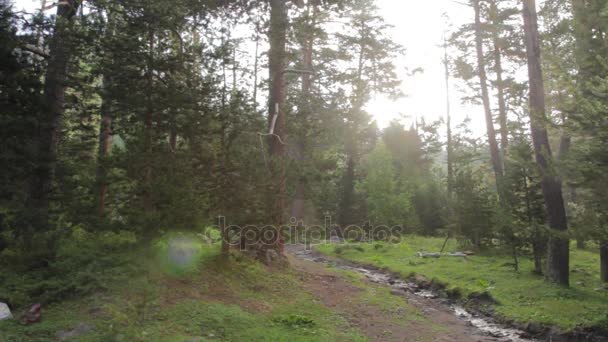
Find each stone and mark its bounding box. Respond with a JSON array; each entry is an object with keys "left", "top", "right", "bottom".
[
  {"left": 56, "top": 323, "right": 95, "bottom": 341},
  {"left": 0, "top": 302, "right": 12, "bottom": 321},
  {"left": 468, "top": 291, "right": 497, "bottom": 305},
  {"left": 524, "top": 321, "right": 545, "bottom": 335}
]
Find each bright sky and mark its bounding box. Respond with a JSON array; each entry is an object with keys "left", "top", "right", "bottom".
[
  {"left": 13, "top": 0, "right": 541, "bottom": 138},
  {"left": 368, "top": 0, "right": 483, "bottom": 134}
]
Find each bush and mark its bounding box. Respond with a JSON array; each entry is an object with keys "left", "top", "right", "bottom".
[
  {"left": 0, "top": 226, "right": 139, "bottom": 308},
  {"left": 271, "top": 314, "right": 315, "bottom": 328},
  {"left": 333, "top": 244, "right": 364, "bottom": 255}
]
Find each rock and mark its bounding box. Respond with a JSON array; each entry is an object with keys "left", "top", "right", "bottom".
[
  {"left": 0, "top": 302, "right": 12, "bottom": 321},
  {"left": 56, "top": 322, "right": 95, "bottom": 341},
  {"left": 416, "top": 252, "right": 441, "bottom": 258},
  {"left": 390, "top": 289, "right": 404, "bottom": 296},
  {"left": 547, "top": 327, "right": 569, "bottom": 342},
  {"left": 519, "top": 332, "right": 532, "bottom": 339},
  {"left": 413, "top": 274, "right": 431, "bottom": 288},
  {"left": 416, "top": 251, "right": 471, "bottom": 258},
  {"left": 468, "top": 291, "right": 497, "bottom": 305},
  {"left": 524, "top": 321, "right": 545, "bottom": 335}
]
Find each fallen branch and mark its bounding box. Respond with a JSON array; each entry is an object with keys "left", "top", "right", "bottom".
[{"left": 416, "top": 251, "right": 475, "bottom": 258}]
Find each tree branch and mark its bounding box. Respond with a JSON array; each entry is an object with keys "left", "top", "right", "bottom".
[{"left": 21, "top": 44, "right": 50, "bottom": 58}]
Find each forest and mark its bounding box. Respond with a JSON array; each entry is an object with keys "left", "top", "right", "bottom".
[{"left": 0, "top": 0, "right": 607, "bottom": 341}]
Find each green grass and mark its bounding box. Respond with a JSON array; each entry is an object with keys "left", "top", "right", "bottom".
[
  {"left": 317, "top": 236, "right": 608, "bottom": 332},
  {"left": 330, "top": 267, "right": 423, "bottom": 324},
  {"left": 0, "top": 240, "right": 365, "bottom": 342}
]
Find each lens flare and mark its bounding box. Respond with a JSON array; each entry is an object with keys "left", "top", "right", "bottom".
[{"left": 157, "top": 234, "right": 204, "bottom": 275}]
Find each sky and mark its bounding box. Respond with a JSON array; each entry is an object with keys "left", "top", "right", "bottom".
[
  {"left": 368, "top": 0, "right": 483, "bottom": 134},
  {"left": 12, "top": 0, "right": 536, "bottom": 137}
]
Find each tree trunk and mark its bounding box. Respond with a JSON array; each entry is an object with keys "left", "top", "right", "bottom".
[
  {"left": 97, "top": 77, "right": 112, "bottom": 217},
  {"left": 232, "top": 36, "right": 237, "bottom": 92},
  {"left": 522, "top": 0, "right": 569, "bottom": 286},
  {"left": 252, "top": 21, "right": 260, "bottom": 110},
  {"left": 338, "top": 155, "right": 356, "bottom": 229},
  {"left": 337, "top": 20, "right": 368, "bottom": 231},
  {"left": 490, "top": 1, "right": 509, "bottom": 153},
  {"left": 35, "top": 0, "right": 47, "bottom": 51},
  {"left": 96, "top": 9, "right": 117, "bottom": 217},
  {"left": 267, "top": 0, "right": 288, "bottom": 254},
  {"left": 533, "top": 239, "right": 543, "bottom": 274},
  {"left": 557, "top": 113, "right": 571, "bottom": 161},
  {"left": 290, "top": 3, "right": 317, "bottom": 224},
  {"left": 28, "top": 0, "right": 80, "bottom": 231},
  {"left": 444, "top": 33, "right": 453, "bottom": 198},
  {"left": 601, "top": 240, "right": 608, "bottom": 283},
  {"left": 473, "top": 0, "right": 504, "bottom": 195},
  {"left": 512, "top": 244, "right": 519, "bottom": 272},
  {"left": 523, "top": 166, "right": 544, "bottom": 274},
  {"left": 143, "top": 29, "right": 155, "bottom": 212}
]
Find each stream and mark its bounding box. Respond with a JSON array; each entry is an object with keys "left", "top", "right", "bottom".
[{"left": 292, "top": 247, "right": 535, "bottom": 342}]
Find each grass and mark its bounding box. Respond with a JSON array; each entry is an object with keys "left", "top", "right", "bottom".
[
  {"left": 316, "top": 236, "right": 608, "bottom": 332},
  {"left": 330, "top": 267, "right": 423, "bottom": 324},
  {"left": 0, "top": 237, "right": 365, "bottom": 342}
]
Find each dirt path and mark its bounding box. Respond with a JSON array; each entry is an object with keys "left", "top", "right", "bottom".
[{"left": 287, "top": 246, "right": 511, "bottom": 342}]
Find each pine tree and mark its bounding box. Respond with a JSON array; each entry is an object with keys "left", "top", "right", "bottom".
[
  {"left": 522, "top": 0, "right": 570, "bottom": 286},
  {"left": 27, "top": 0, "right": 81, "bottom": 240}
]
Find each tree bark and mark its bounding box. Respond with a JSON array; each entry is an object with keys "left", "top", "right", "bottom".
[
  {"left": 28, "top": 0, "right": 80, "bottom": 230},
  {"left": 97, "top": 77, "right": 112, "bottom": 217},
  {"left": 253, "top": 21, "right": 260, "bottom": 110},
  {"left": 522, "top": 0, "right": 569, "bottom": 286},
  {"left": 444, "top": 33, "right": 453, "bottom": 198},
  {"left": 96, "top": 9, "right": 116, "bottom": 217},
  {"left": 490, "top": 1, "right": 509, "bottom": 153},
  {"left": 601, "top": 240, "right": 608, "bottom": 282},
  {"left": 267, "top": 0, "right": 288, "bottom": 253},
  {"left": 473, "top": 0, "right": 504, "bottom": 195},
  {"left": 143, "top": 29, "right": 155, "bottom": 212},
  {"left": 290, "top": 3, "right": 317, "bottom": 224},
  {"left": 338, "top": 156, "right": 355, "bottom": 229},
  {"left": 557, "top": 112, "right": 571, "bottom": 161}
]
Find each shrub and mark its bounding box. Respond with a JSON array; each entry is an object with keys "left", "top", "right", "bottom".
[
  {"left": 0, "top": 226, "right": 139, "bottom": 308},
  {"left": 271, "top": 314, "right": 315, "bottom": 328}
]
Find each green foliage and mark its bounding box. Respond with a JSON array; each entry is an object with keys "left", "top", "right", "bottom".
[
  {"left": 356, "top": 122, "right": 447, "bottom": 235},
  {"left": 334, "top": 244, "right": 364, "bottom": 254},
  {"left": 0, "top": 225, "right": 138, "bottom": 307},
  {"left": 272, "top": 313, "right": 316, "bottom": 328},
  {"left": 452, "top": 166, "right": 498, "bottom": 246},
  {"left": 359, "top": 142, "right": 414, "bottom": 229},
  {"left": 0, "top": 243, "right": 365, "bottom": 341}
]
